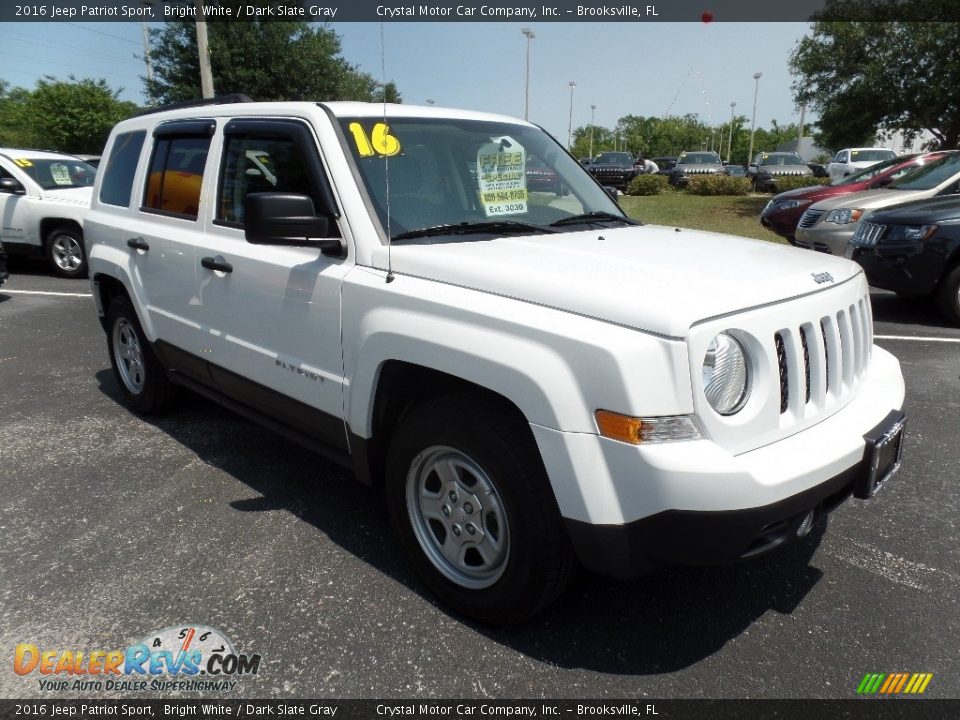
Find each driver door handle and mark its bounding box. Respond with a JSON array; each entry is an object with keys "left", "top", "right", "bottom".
[
  {"left": 126, "top": 237, "right": 149, "bottom": 251},
  {"left": 201, "top": 256, "right": 233, "bottom": 273}
]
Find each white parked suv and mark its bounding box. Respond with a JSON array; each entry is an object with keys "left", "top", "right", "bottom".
[
  {"left": 0, "top": 148, "right": 96, "bottom": 277},
  {"left": 826, "top": 147, "right": 897, "bottom": 183},
  {"left": 86, "top": 98, "right": 907, "bottom": 622}
]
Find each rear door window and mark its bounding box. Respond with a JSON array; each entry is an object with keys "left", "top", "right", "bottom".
[{"left": 143, "top": 135, "right": 212, "bottom": 219}]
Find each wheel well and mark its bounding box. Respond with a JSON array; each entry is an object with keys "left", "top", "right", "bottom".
[
  {"left": 943, "top": 246, "right": 960, "bottom": 276},
  {"left": 361, "top": 361, "right": 532, "bottom": 486},
  {"left": 40, "top": 218, "right": 83, "bottom": 246},
  {"left": 93, "top": 274, "right": 130, "bottom": 331}
]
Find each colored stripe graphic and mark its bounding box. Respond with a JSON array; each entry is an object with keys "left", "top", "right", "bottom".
[{"left": 857, "top": 673, "right": 933, "bottom": 694}]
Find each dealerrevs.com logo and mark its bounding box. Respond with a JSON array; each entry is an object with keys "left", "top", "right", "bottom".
[{"left": 14, "top": 625, "right": 261, "bottom": 693}]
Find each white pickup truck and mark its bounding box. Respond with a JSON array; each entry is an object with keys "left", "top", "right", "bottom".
[
  {"left": 86, "top": 98, "right": 906, "bottom": 622},
  {"left": 0, "top": 148, "right": 96, "bottom": 277}
]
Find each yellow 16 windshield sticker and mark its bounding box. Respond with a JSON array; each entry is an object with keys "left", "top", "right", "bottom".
[
  {"left": 13, "top": 158, "right": 34, "bottom": 167},
  {"left": 348, "top": 122, "right": 401, "bottom": 157},
  {"left": 477, "top": 137, "right": 527, "bottom": 217}
]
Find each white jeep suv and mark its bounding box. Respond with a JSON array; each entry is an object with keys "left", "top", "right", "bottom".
[{"left": 86, "top": 99, "right": 906, "bottom": 622}]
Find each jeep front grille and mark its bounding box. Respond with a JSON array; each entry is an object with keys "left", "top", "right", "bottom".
[
  {"left": 775, "top": 298, "right": 872, "bottom": 415},
  {"left": 798, "top": 209, "right": 826, "bottom": 229},
  {"left": 852, "top": 221, "right": 886, "bottom": 246}
]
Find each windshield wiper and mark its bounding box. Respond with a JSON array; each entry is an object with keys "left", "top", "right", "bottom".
[
  {"left": 392, "top": 220, "right": 556, "bottom": 242},
  {"left": 549, "top": 211, "right": 639, "bottom": 227}
]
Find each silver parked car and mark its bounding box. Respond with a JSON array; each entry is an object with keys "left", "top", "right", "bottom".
[{"left": 794, "top": 152, "right": 960, "bottom": 255}]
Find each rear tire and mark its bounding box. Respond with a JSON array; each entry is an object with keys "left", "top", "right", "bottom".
[
  {"left": 936, "top": 265, "right": 960, "bottom": 326},
  {"left": 385, "top": 394, "right": 576, "bottom": 623},
  {"left": 106, "top": 296, "right": 177, "bottom": 413},
  {"left": 45, "top": 227, "right": 87, "bottom": 278}
]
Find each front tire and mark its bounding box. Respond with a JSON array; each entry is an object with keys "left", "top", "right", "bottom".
[
  {"left": 936, "top": 265, "right": 960, "bottom": 326},
  {"left": 45, "top": 227, "right": 87, "bottom": 278},
  {"left": 106, "top": 296, "right": 176, "bottom": 413},
  {"left": 386, "top": 394, "right": 576, "bottom": 623}
]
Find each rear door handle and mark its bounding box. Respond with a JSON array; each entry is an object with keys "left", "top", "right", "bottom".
[
  {"left": 127, "top": 237, "right": 149, "bottom": 251},
  {"left": 201, "top": 256, "right": 233, "bottom": 273}
]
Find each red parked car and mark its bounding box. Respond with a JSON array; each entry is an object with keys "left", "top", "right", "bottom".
[{"left": 760, "top": 152, "right": 948, "bottom": 242}]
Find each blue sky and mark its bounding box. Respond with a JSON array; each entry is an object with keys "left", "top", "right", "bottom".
[{"left": 0, "top": 21, "right": 814, "bottom": 142}]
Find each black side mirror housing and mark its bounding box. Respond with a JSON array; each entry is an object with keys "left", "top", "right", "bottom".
[
  {"left": 244, "top": 193, "right": 343, "bottom": 256},
  {"left": 603, "top": 186, "right": 620, "bottom": 202},
  {"left": 0, "top": 177, "right": 24, "bottom": 194}
]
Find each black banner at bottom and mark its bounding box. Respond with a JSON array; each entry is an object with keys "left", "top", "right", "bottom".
[{"left": 0, "top": 699, "right": 955, "bottom": 720}]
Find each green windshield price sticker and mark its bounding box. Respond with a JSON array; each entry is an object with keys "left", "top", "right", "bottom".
[{"left": 477, "top": 137, "right": 527, "bottom": 217}]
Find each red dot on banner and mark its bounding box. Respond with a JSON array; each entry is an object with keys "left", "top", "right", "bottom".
[{"left": 702, "top": 10, "right": 714, "bottom": 23}]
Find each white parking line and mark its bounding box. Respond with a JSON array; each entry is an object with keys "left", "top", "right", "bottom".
[
  {"left": 1, "top": 289, "right": 92, "bottom": 298},
  {"left": 875, "top": 334, "right": 960, "bottom": 343}
]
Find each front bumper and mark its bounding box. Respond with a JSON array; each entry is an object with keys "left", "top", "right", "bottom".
[
  {"left": 760, "top": 208, "right": 806, "bottom": 239},
  {"left": 756, "top": 174, "right": 809, "bottom": 191},
  {"left": 533, "top": 345, "right": 905, "bottom": 579},
  {"left": 795, "top": 221, "right": 856, "bottom": 255},
  {"left": 566, "top": 457, "right": 860, "bottom": 578},
  {"left": 848, "top": 244, "right": 944, "bottom": 296}
]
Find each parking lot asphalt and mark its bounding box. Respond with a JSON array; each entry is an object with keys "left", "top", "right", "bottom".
[{"left": 1, "top": 256, "right": 958, "bottom": 700}]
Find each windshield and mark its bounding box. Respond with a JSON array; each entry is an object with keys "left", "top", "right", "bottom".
[
  {"left": 850, "top": 149, "right": 896, "bottom": 163},
  {"left": 594, "top": 152, "right": 633, "bottom": 165},
  {"left": 339, "top": 116, "right": 625, "bottom": 241},
  {"left": 17, "top": 157, "right": 96, "bottom": 189},
  {"left": 679, "top": 152, "right": 720, "bottom": 164},
  {"left": 889, "top": 153, "right": 960, "bottom": 191},
  {"left": 834, "top": 154, "right": 914, "bottom": 186},
  {"left": 759, "top": 154, "right": 805, "bottom": 166}
]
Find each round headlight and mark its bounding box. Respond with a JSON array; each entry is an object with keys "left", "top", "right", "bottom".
[{"left": 702, "top": 332, "right": 750, "bottom": 415}]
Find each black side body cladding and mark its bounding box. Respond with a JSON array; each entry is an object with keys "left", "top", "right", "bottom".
[{"left": 152, "top": 340, "right": 356, "bottom": 473}]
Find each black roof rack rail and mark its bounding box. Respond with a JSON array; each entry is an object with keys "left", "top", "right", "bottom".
[{"left": 135, "top": 94, "right": 254, "bottom": 117}]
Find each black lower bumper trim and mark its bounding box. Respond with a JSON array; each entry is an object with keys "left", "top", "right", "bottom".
[{"left": 565, "top": 461, "right": 865, "bottom": 580}]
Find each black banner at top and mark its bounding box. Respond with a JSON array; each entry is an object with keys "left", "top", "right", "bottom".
[{"left": 1, "top": 0, "right": 959, "bottom": 23}]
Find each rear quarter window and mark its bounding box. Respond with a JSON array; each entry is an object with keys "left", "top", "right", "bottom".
[{"left": 99, "top": 131, "right": 146, "bottom": 207}]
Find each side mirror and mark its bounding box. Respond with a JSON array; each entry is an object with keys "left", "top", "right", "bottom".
[
  {"left": 0, "top": 177, "right": 24, "bottom": 194},
  {"left": 870, "top": 177, "right": 892, "bottom": 189},
  {"left": 244, "top": 193, "right": 343, "bottom": 256},
  {"left": 603, "top": 186, "right": 620, "bottom": 202}
]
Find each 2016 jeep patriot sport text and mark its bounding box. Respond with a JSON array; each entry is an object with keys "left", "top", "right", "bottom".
[{"left": 87, "top": 98, "right": 906, "bottom": 623}]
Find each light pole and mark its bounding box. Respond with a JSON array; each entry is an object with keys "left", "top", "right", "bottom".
[
  {"left": 727, "top": 101, "right": 736, "bottom": 164},
  {"left": 521, "top": 28, "right": 535, "bottom": 121},
  {"left": 747, "top": 72, "right": 762, "bottom": 165},
  {"left": 589, "top": 104, "right": 596, "bottom": 158},
  {"left": 567, "top": 80, "right": 576, "bottom": 151}
]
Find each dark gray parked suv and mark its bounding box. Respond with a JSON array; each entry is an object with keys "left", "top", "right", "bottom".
[
  {"left": 748, "top": 152, "right": 813, "bottom": 191},
  {"left": 670, "top": 151, "right": 724, "bottom": 187},
  {"left": 587, "top": 152, "right": 638, "bottom": 191}
]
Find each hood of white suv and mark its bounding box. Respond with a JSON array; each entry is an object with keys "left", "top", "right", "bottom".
[{"left": 379, "top": 225, "right": 860, "bottom": 338}]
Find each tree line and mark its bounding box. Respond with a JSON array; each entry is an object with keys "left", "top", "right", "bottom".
[
  {"left": 569, "top": 114, "right": 809, "bottom": 166},
  {"left": 0, "top": 14, "right": 400, "bottom": 154}
]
